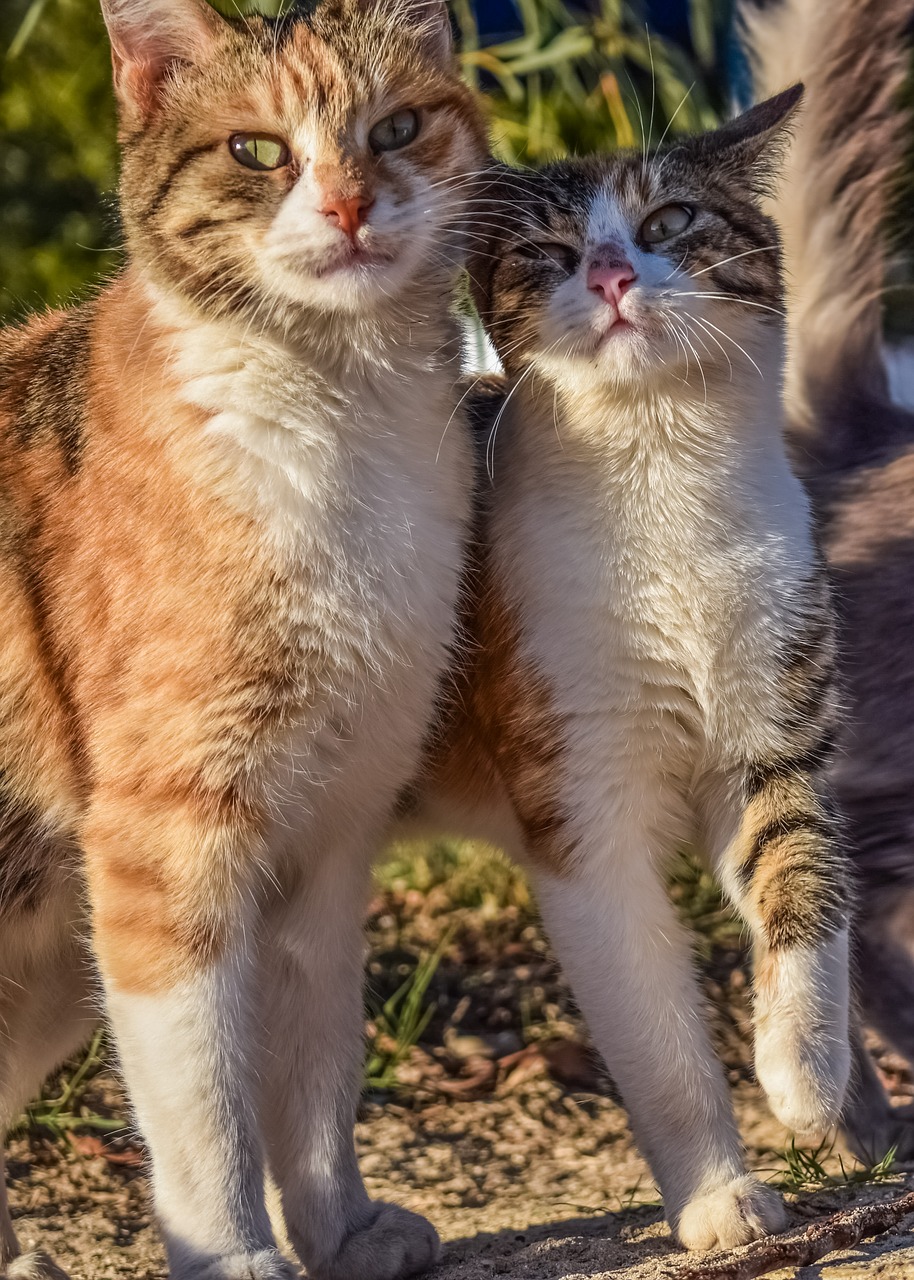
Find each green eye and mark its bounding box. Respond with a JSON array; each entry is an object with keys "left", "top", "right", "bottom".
[
  {"left": 369, "top": 109, "right": 420, "bottom": 154},
  {"left": 640, "top": 203, "right": 693, "bottom": 245},
  {"left": 229, "top": 134, "right": 291, "bottom": 172}
]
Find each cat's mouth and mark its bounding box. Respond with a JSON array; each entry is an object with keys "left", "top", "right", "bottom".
[
  {"left": 596, "top": 316, "right": 635, "bottom": 344},
  {"left": 311, "top": 244, "right": 398, "bottom": 279}
]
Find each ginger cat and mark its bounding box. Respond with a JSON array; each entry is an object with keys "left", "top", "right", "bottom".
[{"left": 0, "top": 1, "right": 485, "bottom": 1276}]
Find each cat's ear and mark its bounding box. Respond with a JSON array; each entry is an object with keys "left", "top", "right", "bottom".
[
  {"left": 416, "top": 0, "right": 453, "bottom": 60},
  {"left": 100, "top": 0, "right": 226, "bottom": 123},
  {"left": 379, "top": 0, "right": 452, "bottom": 62},
  {"left": 703, "top": 84, "right": 804, "bottom": 175}
]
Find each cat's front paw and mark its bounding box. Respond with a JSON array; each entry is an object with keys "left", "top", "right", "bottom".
[
  {"left": 310, "top": 1204, "right": 439, "bottom": 1280},
  {"left": 4, "top": 1252, "right": 72, "bottom": 1280},
  {"left": 754, "top": 935, "right": 851, "bottom": 1133},
  {"left": 755, "top": 1018, "right": 850, "bottom": 1133},
  {"left": 676, "top": 1176, "right": 785, "bottom": 1251},
  {"left": 191, "top": 1248, "right": 299, "bottom": 1280}
]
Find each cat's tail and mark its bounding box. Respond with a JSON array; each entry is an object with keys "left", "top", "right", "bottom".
[{"left": 738, "top": 0, "right": 914, "bottom": 471}]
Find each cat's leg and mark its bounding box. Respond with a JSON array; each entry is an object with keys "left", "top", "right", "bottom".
[
  {"left": 532, "top": 826, "right": 785, "bottom": 1251},
  {"left": 702, "top": 759, "right": 851, "bottom": 1135},
  {"left": 83, "top": 793, "right": 294, "bottom": 1280},
  {"left": 853, "top": 883, "right": 914, "bottom": 1064},
  {"left": 841, "top": 883, "right": 914, "bottom": 1162},
  {"left": 841, "top": 1022, "right": 914, "bottom": 1165},
  {"left": 258, "top": 852, "right": 438, "bottom": 1280},
  {"left": 0, "top": 926, "right": 97, "bottom": 1280}
]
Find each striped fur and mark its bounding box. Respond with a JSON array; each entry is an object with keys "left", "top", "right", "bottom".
[
  {"left": 739, "top": 0, "right": 912, "bottom": 468},
  {"left": 0, "top": 1, "right": 486, "bottom": 1276},
  {"left": 740, "top": 0, "right": 914, "bottom": 1164},
  {"left": 405, "top": 94, "right": 851, "bottom": 1250}
]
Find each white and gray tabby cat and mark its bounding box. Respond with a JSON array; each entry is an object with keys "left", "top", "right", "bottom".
[{"left": 405, "top": 87, "right": 852, "bottom": 1250}]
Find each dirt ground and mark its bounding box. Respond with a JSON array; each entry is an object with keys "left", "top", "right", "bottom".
[
  {"left": 9, "top": 1078, "right": 914, "bottom": 1280},
  {"left": 8, "top": 849, "right": 914, "bottom": 1279}
]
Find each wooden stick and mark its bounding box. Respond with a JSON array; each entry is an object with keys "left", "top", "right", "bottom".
[{"left": 670, "top": 1190, "right": 914, "bottom": 1280}]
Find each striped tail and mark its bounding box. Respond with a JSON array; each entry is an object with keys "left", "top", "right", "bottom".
[{"left": 737, "top": 0, "right": 914, "bottom": 471}]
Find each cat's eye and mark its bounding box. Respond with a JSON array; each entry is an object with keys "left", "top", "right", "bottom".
[
  {"left": 369, "top": 109, "right": 420, "bottom": 153},
  {"left": 511, "top": 241, "right": 578, "bottom": 273},
  {"left": 229, "top": 134, "right": 291, "bottom": 172},
  {"left": 640, "top": 204, "right": 693, "bottom": 244}
]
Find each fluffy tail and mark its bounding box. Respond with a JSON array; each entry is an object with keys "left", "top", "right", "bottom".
[{"left": 738, "top": 0, "right": 913, "bottom": 469}]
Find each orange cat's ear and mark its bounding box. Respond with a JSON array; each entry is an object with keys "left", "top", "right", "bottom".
[
  {"left": 373, "top": 0, "right": 452, "bottom": 62},
  {"left": 413, "top": 0, "right": 453, "bottom": 60},
  {"left": 100, "top": 0, "right": 225, "bottom": 124}
]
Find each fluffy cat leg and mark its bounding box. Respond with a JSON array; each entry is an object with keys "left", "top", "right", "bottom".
[
  {"left": 259, "top": 855, "right": 438, "bottom": 1280},
  {"left": 533, "top": 848, "right": 785, "bottom": 1251},
  {"left": 705, "top": 763, "right": 851, "bottom": 1134},
  {"left": 84, "top": 799, "right": 294, "bottom": 1280},
  {"left": 841, "top": 1022, "right": 914, "bottom": 1165},
  {"left": 840, "top": 889, "right": 914, "bottom": 1162},
  {"left": 0, "top": 929, "right": 96, "bottom": 1280},
  {"left": 853, "top": 885, "right": 914, "bottom": 1064}
]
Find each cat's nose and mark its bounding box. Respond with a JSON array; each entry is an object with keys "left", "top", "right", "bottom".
[
  {"left": 321, "top": 195, "right": 374, "bottom": 241},
  {"left": 587, "top": 262, "right": 636, "bottom": 307}
]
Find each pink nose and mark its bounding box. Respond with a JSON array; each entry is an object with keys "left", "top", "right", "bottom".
[
  {"left": 587, "top": 262, "right": 636, "bottom": 308},
  {"left": 321, "top": 194, "right": 374, "bottom": 242}
]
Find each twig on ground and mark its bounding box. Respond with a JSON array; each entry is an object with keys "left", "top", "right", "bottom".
[{"left": 669, "top": 1190, "right": 914, "bottom": 1280}]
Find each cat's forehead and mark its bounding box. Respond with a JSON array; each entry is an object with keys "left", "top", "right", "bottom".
[
  {"left": 516, "top": 152, "right": 697, "bottom": 239},
  {"left": 201, "top": 9, "right": 442, "bottom": 128}
]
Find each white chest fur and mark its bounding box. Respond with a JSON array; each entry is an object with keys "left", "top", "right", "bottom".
[
  {"left": 164, "top": 306, "right": 473, "bottom": 849},
  {"left": 495, "top": 378, "right": 815, "bottom": 773}
]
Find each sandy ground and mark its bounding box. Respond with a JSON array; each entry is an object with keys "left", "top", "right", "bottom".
[
  {"left": 9, "top": 1073, "right": 914, "bottom": 1280},
  {"left": 8, "top": 859, "right": 914, "bottom": 1279}
]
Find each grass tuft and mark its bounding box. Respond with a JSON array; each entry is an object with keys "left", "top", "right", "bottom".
[
  {"left": 13, "top": 1030, "right": 124, "bottom": 1139},
  {"left": 773, "top": 1135, "right": 899, "bottom": 1192},
  {"left": 365, "top": 928, "right": 454, "bottom": 1091}
]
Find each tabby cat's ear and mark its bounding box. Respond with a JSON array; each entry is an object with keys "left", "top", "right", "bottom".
[
  {"left": 100, "top": 0, "right": 225, "bottom": 124},
  {"left": 700, "top": 84, "right": 804, "bottom": 182}
]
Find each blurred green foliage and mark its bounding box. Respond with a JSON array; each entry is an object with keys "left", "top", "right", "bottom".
[
  {"left": 1, "top": 0, "right": 119, "bottom": 321},
  {"left": 0, "top": 0, "right": 724, "bottom": 323}
]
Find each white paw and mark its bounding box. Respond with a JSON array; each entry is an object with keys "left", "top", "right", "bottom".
[
  {"left": 676, "top": 1176, "right": 786, "bottom": 1251},
  {"left": 756, "top": 1028, "right": 850, "bottom": 1133},
  {"left": 192, "top": 1249, "right": 299, "bottom": 1280},
  {"left": 311, "top": 1204, "right": 439, "bottom": 1280},
  {"left": 754, "top": 935, "right": 851, "bottom": 1133},
  {"left": 4, "top": 1252, "right": 72, "bottom": 1280}
]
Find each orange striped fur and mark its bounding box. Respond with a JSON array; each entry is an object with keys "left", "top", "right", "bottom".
[{"left": 0, "top": 1, "right": 486, "bottom": 1277}]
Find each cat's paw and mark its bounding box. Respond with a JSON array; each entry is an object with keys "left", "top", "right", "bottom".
[
  {"left": 754, "top": 936, "right": 851, "bottom": 1133},
  {"left": 310, "top": 1204, "right": 439, "bottom": 1280},
  {"left": 676, "top": 1176, "right": 786, "bottom": 1251},
  {"left": 3, "top": 1253, "right": 71, "bottom": 1280},
  {"left": 191, "top": 1249, "right": 299, "bottom": 1280},
  {"left": 755, "top": 1021, "right": 850, "bottom": 1133},
  {"left": 3, "top": 1253, "right": 72, "bottom": 1280}
]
